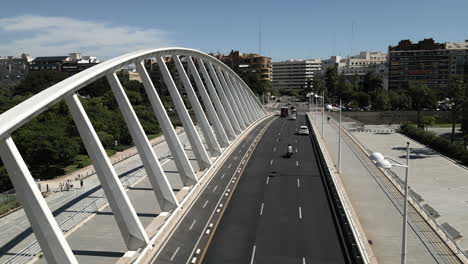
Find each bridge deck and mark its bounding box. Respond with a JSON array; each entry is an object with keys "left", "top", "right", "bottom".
[{"left": 203, "top": 114, "right": 346, "bottom": 263}]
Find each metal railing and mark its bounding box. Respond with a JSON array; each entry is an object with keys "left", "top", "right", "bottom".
[{"left": 3, "top": 151, "right": 172, "bottom": 264}]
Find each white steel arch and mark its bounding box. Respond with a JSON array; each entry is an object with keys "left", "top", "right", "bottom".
[{"left": 0, "top": 48, "right": 266, "bottom": 264}]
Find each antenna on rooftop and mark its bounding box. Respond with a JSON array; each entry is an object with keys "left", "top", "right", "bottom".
[
  {"left": 258, "top": 17, "right": 262, "bottom": 55},
  {"left": 351, "top": 20, "right": 355, "bottom": 56}
]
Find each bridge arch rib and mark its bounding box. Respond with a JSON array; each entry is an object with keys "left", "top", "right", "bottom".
[{"left": 0, "top": 48, "right": 266, "bottom": 264}]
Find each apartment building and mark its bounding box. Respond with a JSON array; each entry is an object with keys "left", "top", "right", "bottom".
[
  {"left": 446, "top": 40, "right": 468, "bottom": 79},
  {"left": 341, "top": 51, "right": 387, "bottom": 75},
  {"left": 272, "top": 59, "right": 321, "bottom": 90},
  {"left": 211, "top": 50, "right": 272, "bottom": 81},
  {"left": 29, "top": 53, "right": 100, "bottom": 74},
  {"left": 388, "top": 39, "right": 450, "bottom": 91},
  {"left": 0, "top": 54, "right": 32, "bottom": 85}
]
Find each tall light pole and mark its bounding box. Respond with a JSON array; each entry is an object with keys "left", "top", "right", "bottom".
[
  {"left": 314, "top": 94, "right": 318, "bottom": 125},
  {"left": 321, "top": 92, "right": 324, "bottom": 138},
  {"left": 338, "top": 99, "right": 342, "bottom": 174},
  {"left": 370, "top": 142, "right": 411, "bottom": 264}
]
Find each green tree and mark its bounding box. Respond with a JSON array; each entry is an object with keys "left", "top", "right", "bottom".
[
  {"left": 448, "top": 78, "right": 466, "bottom": 143},
  {"left": 408, "top": 84, "right": 436, "bottom": 128},
  {"left": 422, "top": 116, "right": 436, "bottom": 132},
  {"left": 324, "top": 66, "right": 338, "bottom": 98},
  {"left": 312, "top": 72, "right": 325, "bottom": 95},
  {"left": 373, "top": 91, "right": 390, "bottom": 111},
  {"left": 13, "top": 70, "right": 69, "bottom": 96}
]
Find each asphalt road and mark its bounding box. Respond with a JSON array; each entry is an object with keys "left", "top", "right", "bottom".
[
  {"left": 203, "top": 113, "right": 346, "bottom": 264},
  {"left": 151, "top": 116, "right": 274, "bottom": 264}
]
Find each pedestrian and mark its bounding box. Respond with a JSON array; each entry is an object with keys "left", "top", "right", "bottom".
[{"left": 80, "top": 179, "right": 83, "bottom": 189}]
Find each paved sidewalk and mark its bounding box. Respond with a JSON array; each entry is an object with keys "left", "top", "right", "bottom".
[
  {"left": 0, "top": 129, "right": 194, "bottom": 264},
  {"left": 346, "top": 120, "right": 468, "bottom": 256},
  {"left": 311, "top": 112, "right": 459, "bottom": 264}
]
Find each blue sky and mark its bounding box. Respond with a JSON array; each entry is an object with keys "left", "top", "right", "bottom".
[{"left": 0, "top": 0, "right": 467, "bottom": 61}]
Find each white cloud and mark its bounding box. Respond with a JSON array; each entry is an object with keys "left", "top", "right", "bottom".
[{"left": 0, "top": 15, "right": 173, "bottom": 59}]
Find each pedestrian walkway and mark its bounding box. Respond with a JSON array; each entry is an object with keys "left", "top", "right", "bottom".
[
  {"left": 0, "top": 129, "right": 194, "bottom": 264},
  {"left": 309, "top": 112, "right": 461, "bottom": 264},
  {"left": 340, "top": 117, "right": 468, "bottom": 259}
]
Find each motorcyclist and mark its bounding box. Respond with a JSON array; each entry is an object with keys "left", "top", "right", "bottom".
[{"left": 287, "top": 144, "right": 293, "bottom": 157}]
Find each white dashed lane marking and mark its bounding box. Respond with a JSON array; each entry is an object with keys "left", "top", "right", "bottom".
[
  {"left": 189, "top": 219, "right": 197, "bottom": 230},
  {"left": 170, "top": 246, "right": 180, "bottom": 261}
]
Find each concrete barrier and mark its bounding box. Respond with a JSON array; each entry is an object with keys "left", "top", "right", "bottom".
[{"left": 307, "top": 113, "right": 376, "bottom": 264}]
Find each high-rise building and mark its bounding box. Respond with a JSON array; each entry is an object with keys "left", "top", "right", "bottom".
[
  {"left": 211, "top": 50, "right": 272, "bottom": 81},
  {"left": 446, "top": 40, "right": 468, "bottom": 79},
  {"left": 272, "top": 59, "right": 321, "bottom": 90},
  {"left": 0, "top": 54, "right": 32, "bottom": 85},
  {"left": 320, "top": 56, "right": 343, "bottom": 73},
  {"left": 388, "top": 39, "right": 450, "bottom": 91},
  {"left": 341, "top": 51, "right": 387, "bottom": 76}
]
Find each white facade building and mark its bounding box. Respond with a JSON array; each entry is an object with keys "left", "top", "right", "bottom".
[
  {"left": 321, "top": 56, "right": 343, "bottom": 73},
  {"left": 341, "top": 51, "right": 387, "bottom": 75},
  {"left": 272, "top": 59, "right": 321, "bottom": 90}
]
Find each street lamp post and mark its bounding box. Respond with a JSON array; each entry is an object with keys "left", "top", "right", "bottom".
[
  {"left": 321, "top": 92, "right": 324, "bottom": 138},
  {"left": 314, "top": 94, "right": 318, "bottom": 125},
  {"left": 338, "top": 99, "right": 342, "bottom": 174},
  {"left": 370, "top": 142, "right": 410, "bottom": 264}
]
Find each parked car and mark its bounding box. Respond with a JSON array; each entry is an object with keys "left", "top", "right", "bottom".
[{"left": 297, "top": 126, "right": 309, "bottom": 135}]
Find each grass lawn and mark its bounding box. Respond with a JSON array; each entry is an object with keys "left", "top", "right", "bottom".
[
  {"left": 0, "top": 199, "right": 20, "bottom": 216},
  {"left": 431, "top": 123, "right": 461, "bottom": 128}
]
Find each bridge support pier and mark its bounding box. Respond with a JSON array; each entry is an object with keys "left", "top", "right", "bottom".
[
  {"left": 227, "top": 75, "right": 253, "bottom": 125},
  {"left": 65, "top": 94, "right": 149, "bottom": 250},
  {"left": 173, "top": 56, "right": 222, "bottom": 157},
  {"left": 198, "top": 59, "right": 237, "bottom": 141},
  {"left": 230, "top": 76, "right": 254, "bottom": 125},
  {"left": 0, "top": 137, "right": 78, "bottom": 264},
  {"left": 187, "top": 57, "right": 230, "bottom": 148},
  {"left": 136, "top": 61, "right": 197, "bottom": 187},
  {"left": 107, "top": 73, "right": 179, "bottom": 212},
  {"left": 207, "top": 63, "right": 242, "bottom": 135},
  {"left": 217, "top": 68, "right": 247, "bottom": 130},
  {"left": 157, "top": 57, "right": 212, "bottom": 170}
]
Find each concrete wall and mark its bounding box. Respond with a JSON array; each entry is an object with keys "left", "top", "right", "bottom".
[{"left": 341, "top": 111, "right": 451, "bottom": 125}]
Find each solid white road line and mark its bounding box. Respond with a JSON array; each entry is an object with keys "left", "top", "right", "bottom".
[
  {"left": 266, "top": 176, "right": 270, "bottom": 184},
  {"left": 189, "top": 219, "right": 197, "bottom": 230},
  {"left": 250, "top": 245, "right": 257, "bottom": 264},
  {"left": 212, "top": 185, "right": 218, "bottom": 192},
  {"left": 296, "top": 161, "right": 299, "bottom": 166},
  {"left": 297, "top": 178, "right": 300, "bottom": 188},
  {"left": 260, "top": 203, "right": 264, "bottom": 215},
  {"left": 299, "top": 206, "right": 302, "bottom": 219},
  {"left": 270, "top": 159, "right": 274, "bottom": 165},
  {"left": 203, "top": 200, "right": 209, "bottom": 208},
  {"left": 170, "top": 246, "right": 180, "bottom": 261}
]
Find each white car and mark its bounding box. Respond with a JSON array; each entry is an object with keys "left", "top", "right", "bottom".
[
  {"left": 297, "top": 126, "right": 309, "bottom": 135},
  {"left": 289, "top": 114, "right": 297, "bottom": 120}
]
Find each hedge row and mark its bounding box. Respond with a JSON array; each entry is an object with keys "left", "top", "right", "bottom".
[{"left": 399, "top": 124, "right": 468, "bottom": 166}]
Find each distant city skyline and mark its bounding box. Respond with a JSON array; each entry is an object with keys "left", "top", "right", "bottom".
[{"left": 0, "top": 0, "right": 467, "bottom": 61}]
